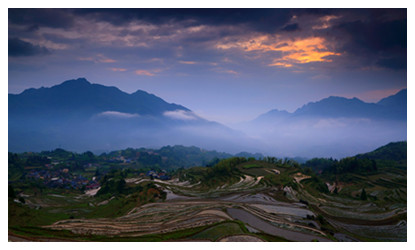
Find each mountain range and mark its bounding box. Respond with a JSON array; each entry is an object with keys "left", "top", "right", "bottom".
[
  {"left": 9, "top": 78, "right": 252, "bottom": 154},
  {"left": 255, "top": 89, "right": 406, "bottom": 122},
  {"left": 8, "top": 78, "right": 407, "bottom": 158},
  {"left": 238, "top": 88, "right": 406, "bottom": 158},
  {"left": 9, "top": 78, "right": 188, "bottom": 119}
]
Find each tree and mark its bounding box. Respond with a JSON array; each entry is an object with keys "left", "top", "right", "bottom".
[
  {"left": 18, "top": 197, "right": 25, "bottom": 204},
  {"left": 26, "top": 155, "right": 51, "bottom": 166},
  {"left": 360, "top": 188, "right": 367, "bottom": 200},
  {"left": 8, "top": 185, "right": 16, "bottom": 198},
  {"left": 371, "top": 160, "right": 377, "bottom": 172},
  {"left": 95, "top": 168, "right": 100, "bottom": 177},
  {"left": 116, "top": 179, "right": 126, "bottom": 194}
]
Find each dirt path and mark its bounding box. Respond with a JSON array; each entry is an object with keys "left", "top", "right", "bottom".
[{"left": 293, "top": 173, "right": 311, "bottom": 186}]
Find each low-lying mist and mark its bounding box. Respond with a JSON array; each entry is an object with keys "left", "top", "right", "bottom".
[
  {"left": 8, "top": 112, "right": 406, "bottom": 159},
  {"left": 233, "top": 117, "right": 406, "bottom": 158},
  {"left": 9, "top": 78, "right": 406, "bottom": 159}
]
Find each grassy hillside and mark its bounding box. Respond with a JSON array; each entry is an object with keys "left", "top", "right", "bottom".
[{"left": 356, "top": 141, "right": 406, "bottom": 162}]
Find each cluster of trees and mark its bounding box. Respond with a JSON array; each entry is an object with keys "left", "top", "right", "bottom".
[
  {"left": 8, "top": 149, "right": 98, "bottom": 174},
  {"left": 264, "top": 156, "right": 301, "bottom": 168},
  {"left": 136, "top": 183, "right": 166, "bottom": 204},
  {"left": 8, "top": 153, "right": 25, "bottom": 181},
  {"left": 9, "top": 152, "right": 52, "bottom": 168},
  {"left": 302, "top": 141, "right": 406, "bottom": 181},
  {"left": 263, "top": 172, "right": 297, "bottom": 190},
  {"left": 99, "top": 145, "right": 234, "bottom": 169},
  {"left": 96, "top": 169, "right": 133, "bottom": 196},
  {"left": 302, "top": 158, "right": 336, "bottom": 173},
  {"left": 327, "top": 157, "right": 377, "bottom": 175},
  {"left": 40, "top": 149, "right": 97, "bottom": 165},
  {"left": 97, "top": 176, "right": 126, "bottom": 196},
  {"left": 177, "top": 157, "right": 249, "bottom": 186},
  {"left": 96, "top": 169, "right": 166, "bottom": 204},
  {"left": 355, "top": 141, "right": 406, "bottom": 162},
  {"left": 25, "top": 155, "right": 51, "bottom": 166},
  {"left": 209, "top": 157, "right": 247, "bottom": 176},
  {"left": 40, "top": 148, "right": 74, "bottom": 160},
  {"left": 303, "top": 156, "right": 377, "bottom": 181}
]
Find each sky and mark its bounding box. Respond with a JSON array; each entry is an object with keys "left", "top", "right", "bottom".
[{"left": 8, "top": 8, "right": 407, "bottom": 125}]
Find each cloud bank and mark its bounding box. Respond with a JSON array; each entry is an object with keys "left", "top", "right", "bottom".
[
  {"left": 163, "top": 110, "right": 198, "bottom": 120},
  {"left": 97, "top": 111, "right": 140, "bottom": 119}
]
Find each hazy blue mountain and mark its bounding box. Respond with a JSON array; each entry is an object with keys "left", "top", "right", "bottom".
[
  {"left": 9, "top": 78, "right": 188, "bottom": 120},
  {"left": 293, "top": 90, "right": 406, "bottom": 120},
  {"left": 294, "top": 96, "right": 379, "bottom": 118},
  {"left": 237, "top": 89, "right": 407, "bottom": 158},
  {"left": 8, "top": 78, "right": 259, "bottom": 154},
  {"left": 253, "top": 89, "right": 406, "bottom": 122},
  {"left": 8, "top": 78, "right": 407, "bottom": 158},
  {"left": 253, "top": 109, "right": 291, "bottom": 123},
  {"left": 376, "top": 89, "right": 407, "bottom": 120},
  {"left": 377, "top": 89, "right": 406, "bottom": 107}
]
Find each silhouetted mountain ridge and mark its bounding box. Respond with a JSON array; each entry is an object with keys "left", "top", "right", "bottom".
[
  {"left": 254, "top": 109, "right": 291, "bottom": 122},
  {"left": 255, "top": 89, "right": 406, "bottom": 121},
  {"left": 9, "top": 78, "right": 188, "bottom": 119},
  {"left": 377, "top": 89, "right": 406, "bottom": 107},
  {"left": 9, "top": 78, "right": 257, "bottom": 154},
  {"left": 8, "top": 78, "right": 407, "bottom": 158}
]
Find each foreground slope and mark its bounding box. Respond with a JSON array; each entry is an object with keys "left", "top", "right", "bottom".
[{"left": 9, "top": 142, "right": 406, "bottom": 241}]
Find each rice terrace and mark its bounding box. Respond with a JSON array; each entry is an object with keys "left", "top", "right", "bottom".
[{"left": 9, "top": 143, "right": 407, "bottom": 242}]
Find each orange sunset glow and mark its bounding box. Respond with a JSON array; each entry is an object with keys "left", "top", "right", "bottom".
[{"left": 218, "top": 36, "right": 341, "bottom": 68}]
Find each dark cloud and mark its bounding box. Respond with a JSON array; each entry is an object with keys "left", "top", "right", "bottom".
[
  {"left": 281, "top": 23, "right": 299, "bottom": 32},
  {"left": 8, "top": 8, "right": 75, "bottom": 29},
  {"left": 291, "top": 8, "right": 405, "bottom": 22},
  {"left": 26, "top": 24, "right": 40, "bottom": 32},
  {"left": 7, "top": 8, "right": 407, "bottom": 72},
  {"left": 376, "top": 57, "right": 407, "bottom": 70},
  {"left": 74, "top": 8, "right": 293, "bottom": 33},
  {"left": 326, "top": 9, "right": 406, "bottom": 70},
  {"left": 8, "top": 38, "right": 50, "bottom": 57},
  {"left": 292, "top": 8, "right": 338, "bottom": 16},
  {"left": 336, "top": 19, "right": 406, "bottom": 52}
]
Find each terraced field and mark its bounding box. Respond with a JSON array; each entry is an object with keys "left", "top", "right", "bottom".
[{"left": 9, "top": 159, "right": 406, "bottom": 242}]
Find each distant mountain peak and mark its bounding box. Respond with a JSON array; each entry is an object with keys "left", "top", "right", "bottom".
[
  {"left": 293, "top": 95, "right": 370, "bottom": 118},
  {"left": 253, "top": 108, "right": 291, "bottom": 123},
  {"left": 319, "top": 95, "right": 364, "bottom": 103},
  {"left": 9, "top": 78, "right": 244, "bottom": 154},
  {"left": 255, "top": 89, "right": 406, "bottom": 121},
  {"left": 267, "top": 108, "right": 290, "bottom": 114},
  {"left": 18, "top": 78, "right": 91, "bottom": 95},
  {"left": 377, "top": 88, "right": 407, "bottom": 106},
  {"left": 60, "top": 77, "right": 91, "bottom": 86},
  {"left": 9, "top": 78, "right": 190, "bottom": 118}
]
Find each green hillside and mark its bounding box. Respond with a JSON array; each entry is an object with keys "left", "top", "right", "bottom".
[{"left": 8, "top": 142, "right": 407, "bottom": 242}]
